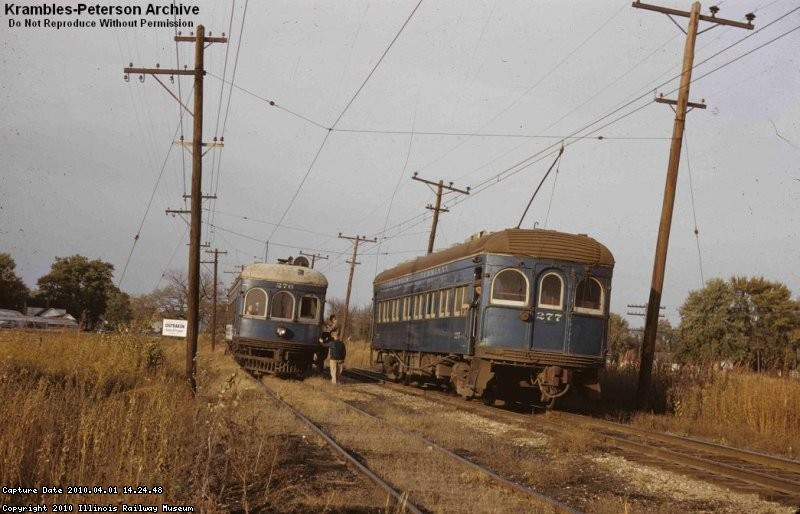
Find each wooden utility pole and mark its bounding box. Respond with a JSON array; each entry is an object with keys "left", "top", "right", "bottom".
[
  {"left": 124, "top": 26, "right": 227, "bottom": 394},
  {"left": 299, "top": 251, "right": 329, "bottom": 269},
  {"left": 632, "top": 2, "right": 753, "bottom": 410},
  {"left": 202, "top": 248, "right": 227, "bottom": 352},
  {"left": 412, "top": 173, "right": 470, "bottom": 254},
  {"left": 338, "top": 233, "right": 377, "bottom": 339}
]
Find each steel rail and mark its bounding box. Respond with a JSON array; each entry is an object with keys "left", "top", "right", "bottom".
[
  {"left": 330, "top": 389, "right": 581, "bottom": 514},
  {"left": 345, "top": 367, "right": 800, "bottom": 503},
  {"left": 256, "top": 380, "right": 423, "bottom": 514},
  {"left": 548, "top": 414, "right": 800, "bottom": 500},
  {"left": 556, "top": 412, "right": 800, "bottom": 474},
  {"left": 588, "top": 429, "right": 800, "bottom": 498}
]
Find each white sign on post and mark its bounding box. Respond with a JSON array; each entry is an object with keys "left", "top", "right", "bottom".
[{"left": 162, "top": 319, "right": 188, "bottom": 338}]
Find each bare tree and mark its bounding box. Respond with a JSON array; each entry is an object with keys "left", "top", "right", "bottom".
[{"left": 130, "top": 269, "right": 217, "bottom": 332}]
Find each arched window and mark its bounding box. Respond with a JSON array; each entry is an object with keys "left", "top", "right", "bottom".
[
  {"left": 299, "top": 295, "right": 319, "bottom": 321},
  {"left": 574, "top": 277, "right": 604, "bottom": 315},
  {"left": 538, "top": 273, "right": 564, "bottom": 310},
  {"left": 243, "top": 288, "right": 267, "bottom": 317},
  {"left": 271, "top": 291, "right": 295, "bottom": 320},
  {"left": 490, "top": 269, "right": 529, "bottom": 306}
]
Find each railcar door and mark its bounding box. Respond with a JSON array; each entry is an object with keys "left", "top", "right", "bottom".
[
  {"left": 479, "top": 267, "right": 532, "bottom": 350},
  {"left": 529, "top": 267, "right": 568, "bottom": 352},
  {"left": 567, "top": 274, "right": 608, "bottom": 357}
]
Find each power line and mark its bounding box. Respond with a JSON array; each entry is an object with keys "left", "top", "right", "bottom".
[
  {"left": 205, "top": 73, "right": 329, "bottom": 130},
  {"left": 414, "top": 1, "right": 629, "bottom": 174},
  {"left": 266, "top": 129, "right": 332, "bottom": 243},
  {"left": 689, "top": 23, "right": 800, "bottom": 85},
  {"left": 118, "top": 117, "right": 187, "bottom": 288},
  {"left": 330, "top": 127, "right": 669, "bottom": 140},
  {"left": 208, "top": 0, "right": 250, "bottom": 246},
  {"left": 374, "top": 105, "right": 417, "bottom": 278},
  {"left": 198, "top": 4, "right": 798, "bottom": 275},
  {"left": 331, "top": 0, "right": 423, "bottom": 129},
  {"left": 682, "top": 129, "right": 705, "bottom": 286},
  {"left": 208, "top": 208, "right": 333, "bottom": 239},
  {"left": 437, "top": 13, "right": 800, "bottom": 211},
  {"left": 210, "top": 223, "right": 351, "bottom": 255},
  {"left": 263, "top": 0, "right": 423, "bottom": 244}
]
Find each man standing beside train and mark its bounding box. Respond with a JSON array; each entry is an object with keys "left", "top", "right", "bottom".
[{"left": 326, "top": 328, "right": 346, "bottom": 385}]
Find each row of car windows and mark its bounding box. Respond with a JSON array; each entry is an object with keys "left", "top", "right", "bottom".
[
  {"left": 242, "top": 288, "right": 321, "bottom": 321},
  {"left": 376, "top": 269, "right": 605, "bottom": 323}
]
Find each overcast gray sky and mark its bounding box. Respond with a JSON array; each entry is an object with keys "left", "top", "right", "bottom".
[{"left": 2, "top": 0, "right": 798, "bottom": 325}]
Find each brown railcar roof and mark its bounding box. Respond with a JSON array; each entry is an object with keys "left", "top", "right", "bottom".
[{"left": 375, "top": 228, "right": 614, "bottom": 284}]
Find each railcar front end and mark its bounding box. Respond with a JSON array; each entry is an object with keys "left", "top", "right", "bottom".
[{"left": 227, "top": 262, "right": 327, "bottom": 376}]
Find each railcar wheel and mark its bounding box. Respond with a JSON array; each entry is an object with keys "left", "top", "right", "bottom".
[
  {"left": 481, "top": 378, "right": 498, "bottom": 406},
  {"left": 451, "top": 362, "right": 473, "bottom": 399},
  {"left": 539, "top": 383, "right": 570, "bottom": 410},
  {"left": 382, "top": 355, "right": 404, "bottom": 382}
]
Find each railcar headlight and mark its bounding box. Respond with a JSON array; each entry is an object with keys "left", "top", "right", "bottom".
[{"left": 276, "top": 326, "right": 293, "bottom": 339}]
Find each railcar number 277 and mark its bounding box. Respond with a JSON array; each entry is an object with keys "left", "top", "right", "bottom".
[{"left": 536, "top": 312, "right": 563, "bottom": 323}]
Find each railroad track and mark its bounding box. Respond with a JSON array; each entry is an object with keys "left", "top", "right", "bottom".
[
  {"left": 344, "top": 367, "right": 800, "bottom": 508},
  {"left": 257, "top": 373, "right": 581, "bottom": 514},
  {"left": 552, "top": 411, "right": 800, "bottom": 506},
  {"left": 255, "top": 378, "right": 423, "bottom": 513}
]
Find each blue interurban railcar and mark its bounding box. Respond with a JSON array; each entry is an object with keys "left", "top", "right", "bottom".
[
  {"left": 372, "top": 228, "right": 614, "bottom": 407},
  {"left": 226, "top": 261, "right": 328, "bottom": 375}
]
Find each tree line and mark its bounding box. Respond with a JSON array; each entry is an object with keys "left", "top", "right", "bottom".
[
  {"left": 607, "top": 276, "right": 800, "bottom": 372},
  {"left": 2, "top": 252, "right": 798, "bottom": 371}
]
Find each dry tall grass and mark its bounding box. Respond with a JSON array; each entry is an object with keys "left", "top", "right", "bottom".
[
  {"left": 344, "top": 338, "right": 374, "bottom": 369},
  {"left": 601, "top": 365, "right": 800, "bottom": 459},
  {"left": 0, "top": 330, "right": 353, "bottom": 512}
]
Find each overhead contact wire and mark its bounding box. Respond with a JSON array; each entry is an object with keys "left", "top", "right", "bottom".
[
  {"left": 683, "top": 131, "right": 705, "bottom": 286},
  {"left": 268, "top": 0, "right": 423, "bottom": 244},
  {"left": 118, "top": 118, "right": 187, "bottom": 288},
  {"left": 330, "top": 0, "right": 424, "bottom": 129}
]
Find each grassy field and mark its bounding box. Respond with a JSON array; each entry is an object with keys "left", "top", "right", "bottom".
[
  {"left": 611, "top": 366, "right": 800, "bottom": 459},
  {"left": 0, "top": 329, "right": 373, "bottom": 513},
  {"left": 2, "top": 330, "right": 796, "bottom": 513}
]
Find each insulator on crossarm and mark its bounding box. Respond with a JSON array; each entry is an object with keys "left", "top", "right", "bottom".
[
  {"left": 170, "top": 75, "right": 174, "bottom": 84},
  {"left": 123, "top": 74, "right": 129, "bottom": 82},
  {"left": 139, "top": 75, "right": 144, "bottom": 83}
]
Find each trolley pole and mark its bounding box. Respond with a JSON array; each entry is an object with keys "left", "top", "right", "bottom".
[
  {"left": 124, "top": 26, "right": 227, "bottom": 394},
  {"left": 299, "top": 251, "right": 329, "bottom": 269},
  {"left": 412, "top": 173, "right": 470, "bottom": 254},
  {"left": 632, "top": 2, "right": 753, "bottom": 410},
  {"left": 338, "top": 233, "right": 377, "bottom": 340},
  {"left": 202, "top": 248, "right": 227, "bottom": 352}
]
